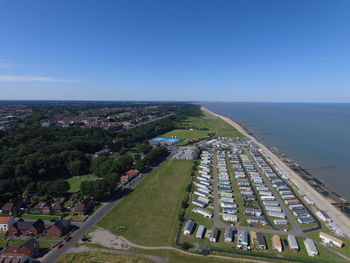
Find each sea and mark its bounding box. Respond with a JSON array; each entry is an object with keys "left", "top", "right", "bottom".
[{"left": 202, "top": 102, "right": 350, "bottom": 200}]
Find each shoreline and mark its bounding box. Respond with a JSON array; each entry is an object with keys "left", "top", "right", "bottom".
[{"left": 201, "top": 106, "right": 350, "bottom": 238}]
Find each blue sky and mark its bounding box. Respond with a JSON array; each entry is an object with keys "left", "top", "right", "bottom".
[{"left": 0, "top": 0, "right": 349, "bottom": 102}]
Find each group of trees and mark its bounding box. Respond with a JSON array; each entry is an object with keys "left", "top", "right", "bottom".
[
  {"left": 0, "top": 103, "right": 202, "bottom": 204},
  {"left": 0, "top": 125, "right": 112, "bottom": 204},
  {"left": 84, "top": 145, "right": 169, "bottom": 201},
  {"left": 25, "top": 179, "right": 70, "bottom": 197}
]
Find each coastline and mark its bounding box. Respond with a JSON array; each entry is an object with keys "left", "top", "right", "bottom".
[{"left": 201, "top": 106, "right": 350, "bottom": 238}]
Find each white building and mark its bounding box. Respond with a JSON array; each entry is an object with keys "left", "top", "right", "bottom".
[
  {"left": 304, "top": 238, "right": 318, "bottom": 257},
  {"left": 316, "top": 210, "right": 332, "bottom": 223},
  {"left": 319, "top": 232, "right": 344, "bottom": 248},
  {"left": 183, "top": 219, "right": 195, "bottom": 235},
  {"left": 287, "top": 234, "right": 299, "bottom": 251}
]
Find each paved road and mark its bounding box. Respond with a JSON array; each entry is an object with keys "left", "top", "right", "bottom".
[
  {"left": 212, "top": 156, "right": 227, "bottom": 229},
  {"left": 39, "top": 173, "right": 148, "bottom": 263}
]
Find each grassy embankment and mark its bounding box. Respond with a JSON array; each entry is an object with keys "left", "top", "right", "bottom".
[{"left": 98, "top": 159, "right": 193, "bottom": 246}]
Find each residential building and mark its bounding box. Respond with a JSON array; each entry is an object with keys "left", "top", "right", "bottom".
[{"left": 0, "top": 216, "right": 16, "bottom": 232}]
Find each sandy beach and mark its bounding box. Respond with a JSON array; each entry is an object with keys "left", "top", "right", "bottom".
[{"left": 201, "top": 106, "right": 350, "bottom": 238}]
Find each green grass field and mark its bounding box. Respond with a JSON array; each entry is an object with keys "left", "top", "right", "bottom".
[
  {"left": 98, "top": 159, "right": 193, "bottom": 246},
  {"left": 162, "top": 129, "right": 210, "bottom": 140},
  {"left": 56, "top": 251, "right": 152, "bottom": 263},
  {"left": 66, "top": 174, "right": 97, "bottom": 193},
  {"left": 180, "top": 110, "right": 243, "bottom": 138}
]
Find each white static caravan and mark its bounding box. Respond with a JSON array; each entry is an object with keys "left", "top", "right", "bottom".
[
  {"left": 260, "top": 195, "right": 275, "bottom": 201},
  {"left": 195, "top": 184, "right": 210, "bottom": 192},
  {"left": 221, "top": 196, "right": 235, "bottom": 202},
  {"left": 287, "top": 234, "right": 299, "bottom": 251},
  {"left": 304, "top": 238, "right": 318, "bottom": 257},
  {"left": 281, "top": 194, "right": 296, "bottom": 200},
  {"left": 194, "top": 190, "right": 209, "bottom": 198},
  {"left": 195, "top": 225, "right": 206, "bottom": 239},
  {"left": 209, "top": 227, "right": 219, "bottom": 242},
  {"left": 192, "top": 199, "right": 207, "bottom": 208},
  {"left": 220, "top": 192, "right": 233, "bottom": 198},
  {"left": 223, "top": 207, "right": 238, "bottom": 214},
  {"left": 319, "top": 232, "right": 344, "bottom": 248},
  {"left": 222, "top": 213, "right": 238, "bottom": 222},
  {"left": 196, "top": 187, "right": 210, "bottom": 194},
  {"left": 274, "top": 219, "right": 288, "bottom": 225},
  {"left": 267, "top": 211, "right": 286, "bottom": 219},
  {"left": 198, "top": 196, "right": 210, "bottom": 204},
  {"left": 183, "top": 219, "right": 195, "bottom": 235},
  {"left": 192, "top": 208, "right": 213, "bottom": 218},
  {"left": 199, "top": 180, "right": 211, "bottom": 187},
  {"left": 259, "top": 191, "right": 273, "bottom": 196},
  {"left": 263, "top": 200, "right": 279, "bottom": 206},
  {"left": 199, "top": 173, "right": 211, "bottom": 179},
  {"left": 316, "top": 210, "right": 332, "bottom": 223},
  {"left": 220, "top": 201, "right": 237, "bottom": 208},
  {"left": 265, "top": 205, "right": 282, "bottom": 212},
  {"left": 197, "top": 176, "right": 210, "bottom": 182},
  {"left": 199, "top": 170, "right": 209, "bottom": 175},
  {"left": 224, "top": 226, "right": 234, "bottom": 243}
]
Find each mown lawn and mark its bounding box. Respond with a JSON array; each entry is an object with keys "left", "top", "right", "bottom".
[
  {"left": 162, "top": 129, "right": 210, "bottom": 140},
  {"left": 180, "top": 110, "right": 243, "bottom": 138},
  {"left": 66, "top": 174, "right": 97, "bottom": 193},
  {"left": 98, "top": 160, "right": 193, "bottom": 246}
]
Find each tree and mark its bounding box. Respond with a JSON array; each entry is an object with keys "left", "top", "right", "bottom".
[
  {"left": 68, "top": 160, "right": 85, "bottom": 176},
  {"left": 47, "top": 179, "right": 70, "bottom": 197}
]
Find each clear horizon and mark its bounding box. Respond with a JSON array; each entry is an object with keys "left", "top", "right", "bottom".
[{"left": 1, "top": 0, "right": 350, "bottom": 102}]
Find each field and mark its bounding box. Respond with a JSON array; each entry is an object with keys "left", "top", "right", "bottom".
[
  {"left": 56, "top": 251, "right": 152, "bottom": 263},
  {"left": 130, "top": 248, "right": 292, "bottom": 263},
  {"left": 66, "top": 174, "right": 97, "bottom": 193},
  {"left": 162, "top": 129, "right": 209, "bottom": 140},
  {"left": 180, "top": 110, "right": 243, "bottom": 138},
  {"left": 98, "top": 159, "right": 193, "bottom": 246}
]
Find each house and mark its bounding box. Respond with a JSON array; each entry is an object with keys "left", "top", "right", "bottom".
[
  {"left": 319, "top": 232, "right": 344, "bottom": 248},
  {"left": 74, "top": 197, "right": 95, "bottom": 215},
  {"left": 0, "top": 253, "right": 33, "bottom": 263},
  {"left": 120, "top": 169, "right": 139, "bottom": 184},
  {"left": 7, "top": 219, "right": 45, "bottom": 238},
  {"left": 46, "top": 220, "right": 71, "bottom": 237},
  {"left": 1, "top": 202, "right": 19, "bottom": 216},
  {"left": 51, "top": 202, "right": 65, "bottom": 214},
  {"left": 33, "top": 202, "right": 51, "bottom": 214},
  {"left": 1, "top": 197, "right": 24, "bottom": 216},
  {"left": 272, "top": 235, "right": 282, "bottom": 252},
  {"left": 4, "top": 238, "right": 39, "bottom": 257},
  {"left": 0, "top": 216, "right": 16, "bottom": 232}
]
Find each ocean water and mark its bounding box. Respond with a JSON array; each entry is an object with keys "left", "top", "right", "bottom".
[{"left": 202, "top": 102, "right": 350, "bottom": 199}]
